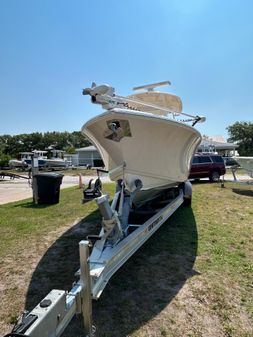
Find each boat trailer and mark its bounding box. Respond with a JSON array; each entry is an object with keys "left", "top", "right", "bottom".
[
  {"left": 0, "top": 171, "right": 30, "bottom": 180},
  {"left": 4, "top": 180, "right": 192, "bottom": 337},
  {"left": 229, "top": 165, "right": 253, "bottom": 184}
]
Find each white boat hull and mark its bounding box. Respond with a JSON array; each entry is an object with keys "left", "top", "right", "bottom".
[
  {"left": 82, "top": 108, "right": 201, "bottom": 194},
  {"left": 45, "top": 159, "right": 68, "bottom": 168},
  {"left": 9, "top": 159, "right": 27, "bottom": 168}
]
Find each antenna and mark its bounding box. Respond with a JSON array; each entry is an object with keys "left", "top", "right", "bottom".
[{"left": 133, "top": 80, "right": 171, "bottom": 92}]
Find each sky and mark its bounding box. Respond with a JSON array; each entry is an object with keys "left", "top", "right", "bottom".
[{"left": 0, "top": 0, "right": 252, "bottom": 139}]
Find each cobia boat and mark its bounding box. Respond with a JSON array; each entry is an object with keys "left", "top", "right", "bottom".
[
  {"left": 82, "top": 81, "right": 205, "bottom": 204},
  {"left": 233, "top": 156, "right": 253, "bottom": 178},
  {"left": 5, "top": 83, "right": 205, "bottom": 336}
]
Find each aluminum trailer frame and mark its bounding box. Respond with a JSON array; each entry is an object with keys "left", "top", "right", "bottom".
[
  {"left": 6, "top": 183, "right": 190, "bottom": 337},
  {"left": 229, "top": 165, "right": 253, "bottom": 184},
  {"left": 89, "top": 189, "right": 185, "bottom": 299}
]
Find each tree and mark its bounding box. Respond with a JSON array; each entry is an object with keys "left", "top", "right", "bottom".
[
  {"left": 0, "top": 131, "right": 91, "bottom": 158},
  {"left": 0, "top": 150, "right": 11, "bottom": 167},
  {"left": 227, "top": 122, "right": 253, "bottom": 156},
  {"left": 68, "top": 131, "right": 90, "bottom": 149},
  {"left": 64, "top": 146, "right": 76, "bottom": 154}
]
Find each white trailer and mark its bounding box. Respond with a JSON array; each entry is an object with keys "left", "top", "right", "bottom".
[{"left": 5, "top": 181, "right": 192, "bottom": 337}]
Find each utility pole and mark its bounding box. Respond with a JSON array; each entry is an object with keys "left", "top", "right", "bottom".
[{"left": 32, "top": 152, "right": 39, "bottom": 203}]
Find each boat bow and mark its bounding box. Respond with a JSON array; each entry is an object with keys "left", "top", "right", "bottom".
[{"left": 82, "top": 82, "right": 203, "bottom": 195}]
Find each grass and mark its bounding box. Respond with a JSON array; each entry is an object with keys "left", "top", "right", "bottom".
[
  {"left": 0, "top": 181, "right": 252, "bottom": 337},
  {"left": 0, "top": 184, "right": 114, "bottom": 259}
]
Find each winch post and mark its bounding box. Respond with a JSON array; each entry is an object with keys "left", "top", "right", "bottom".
[
  {"left": 96, "top": 195, "right": 113, "bottom": 220},
  {"left": 79, "top": 240, "right": 93, "bottom": 336}
]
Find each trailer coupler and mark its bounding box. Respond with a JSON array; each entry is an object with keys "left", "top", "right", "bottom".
[{"left": 7, "top": 311, "right": 38, "bottom": 336}]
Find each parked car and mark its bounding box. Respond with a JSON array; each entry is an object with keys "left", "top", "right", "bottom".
[{"left": 189, "top": 153, "right": 226, "bottom": 182}]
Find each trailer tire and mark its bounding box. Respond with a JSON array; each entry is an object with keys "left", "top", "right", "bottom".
[
  {"left": 183, "top": 196, "right": 192, "bottom": 206},
  {"left": 180, "top": 181, "right": 192, "bottom": 207}
]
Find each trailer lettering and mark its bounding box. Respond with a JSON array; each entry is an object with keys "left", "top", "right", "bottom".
[{"left": 148, "top": 215, "right": 163, "bottom": 231}]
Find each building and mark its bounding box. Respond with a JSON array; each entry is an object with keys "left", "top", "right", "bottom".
[
  {"left": 71, "top": 145, "right": 104, "bottom": 167},
  {"left": 64, "top": 153, "right": 79, "bottom": 166},
  {"left": 198, "top": 136, "right": 238, "bottom": 156}
]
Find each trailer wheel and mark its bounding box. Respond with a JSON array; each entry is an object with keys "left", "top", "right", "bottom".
[
  {"left": 183, "top": 196, "right": 192, "bottom": 206},
  {"left": 181, "top": 181, "right": 192, "bottom": 207}
]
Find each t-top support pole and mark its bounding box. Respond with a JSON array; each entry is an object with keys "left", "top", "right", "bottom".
[{"left": 79, "top": 240, "right": 93, "bottom": 336}]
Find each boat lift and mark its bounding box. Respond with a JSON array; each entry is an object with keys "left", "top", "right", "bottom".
[{"left": 4, "top": 177, "right": 192, "bottom": 337}]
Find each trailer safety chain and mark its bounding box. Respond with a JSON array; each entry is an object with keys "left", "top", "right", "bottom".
[{"left": 91, "top": 325, "right": 96, "bottom": 336}]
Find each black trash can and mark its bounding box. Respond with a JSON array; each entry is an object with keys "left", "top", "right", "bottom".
[{"left": 35, "top": 173, "right": 63, "bottom": 204}]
